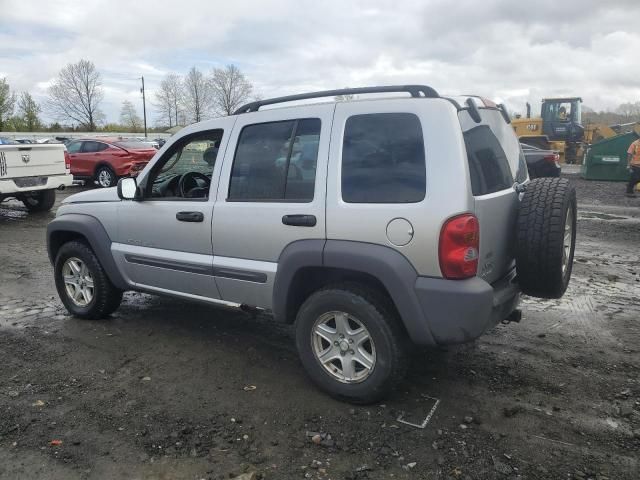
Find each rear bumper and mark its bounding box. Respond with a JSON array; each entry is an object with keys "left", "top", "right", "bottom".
[
  {"left": 412, "top": 269, "right": 520, "bottom": 345},
  {"left": 0, "top": 173, "right": 74, "bottom": 196}
]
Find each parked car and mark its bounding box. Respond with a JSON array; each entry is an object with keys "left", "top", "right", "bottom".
[
  {"left": 521, "top": 142, "right": 561, "bottom": 179},
  {"left": 15, "top": 138, "right": 35, "bottom": 144},
  {"left": 47, "top": 86, "right": 577, "bottom": 403},
  {"left": 65, "top": 138, "right": 157, "bottom": 187},
  {"left": 0, "top": 137, "right": 17, "bottom": 145},
  {"left": 0, "top": 142, "right": 73, "bottom": 211}
]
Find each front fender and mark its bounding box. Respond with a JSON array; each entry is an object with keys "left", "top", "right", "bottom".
[{"left": 47, "top": 213, "right": 127, "bottom": 289}]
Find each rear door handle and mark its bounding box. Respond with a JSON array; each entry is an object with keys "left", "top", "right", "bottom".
[
  {"left": 282, "top": 214, "right": 316, "bottom": 227},
  {"left": 176, "top": 211, "right": 204, "bottom": 222}
]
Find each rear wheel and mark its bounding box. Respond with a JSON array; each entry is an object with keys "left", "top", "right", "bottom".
[
  {"left": 54, "top": 241, "right": 123, "bottom": 319},
  {"left": 295, "top": 284, "right": 408, "bottom": 404},
  {"left": 515, "top": 178, "right": 577, "bottom": 298},
  {"left": 95, "top": 166, "right": 116, "bottom": 188},
  {"left": 22, "top": 189, "right": 56, "bottom": 212}
]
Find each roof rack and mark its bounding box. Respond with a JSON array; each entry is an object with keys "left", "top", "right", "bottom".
[{"left": 233, "top": 85, "right": 440, "bottom": 114}]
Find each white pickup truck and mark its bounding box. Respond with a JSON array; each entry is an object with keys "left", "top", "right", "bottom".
[{"left": 0, "top": 140, "right": 74, "bottom": 212}]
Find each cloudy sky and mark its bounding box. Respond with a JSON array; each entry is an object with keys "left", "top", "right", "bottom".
[{"left": 2, "top": 0, "right": 639, "bottom": 125}]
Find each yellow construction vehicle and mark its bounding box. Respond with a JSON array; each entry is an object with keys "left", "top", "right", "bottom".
[
  {"left": 513, "top": 97, "right": 640, "bottom": 164},
  {"left": 512, "top": 97, "right": 584, "bottom": 163}
]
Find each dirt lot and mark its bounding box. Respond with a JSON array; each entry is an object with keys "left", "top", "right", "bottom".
[{"left": 1, "top": 176, "right": 639, "bottom": 480}]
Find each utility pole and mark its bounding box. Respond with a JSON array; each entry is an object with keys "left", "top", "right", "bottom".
[{"left": 140, "top": 76, "right": 148, "bottom": 139}]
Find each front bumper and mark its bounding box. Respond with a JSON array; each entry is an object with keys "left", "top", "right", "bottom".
[
  {"left": 0, "top": 173, "right": 74, "bottom": 196},
  {"left": 412, "top": 269, "right": 520, "bottom": 345}
]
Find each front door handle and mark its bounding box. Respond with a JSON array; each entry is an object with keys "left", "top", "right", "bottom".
[
  {"left": 176, "top": 211, "right": 204, "bottom": 222},
  {"left": 282, "top": 214, "right": 316, "bottom": 227}
]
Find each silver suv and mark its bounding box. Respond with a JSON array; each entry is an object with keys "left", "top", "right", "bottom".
[{"left": 47, "top": 86, "right": 577, "bottom": 403}]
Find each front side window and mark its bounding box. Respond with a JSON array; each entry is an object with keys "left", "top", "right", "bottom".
[
  {"left": 228, "top": 118, "right": 321, "bottom": 202},
  {"left": 341, "top": 113, "right": 426, "bottom": 203},
  {"left": 463, "top": 125, "right": 514, "bottom": 196},
  {"left": 147, "top": 129, "right": 223, "bottom": 199}
]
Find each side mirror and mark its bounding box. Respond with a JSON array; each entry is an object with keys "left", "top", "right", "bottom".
[
  {"left": 465, "top": 98, "right": 482, "bottom": 124},
  {"left": 117, "top": 177, "right": 139, "bottom": 200}
]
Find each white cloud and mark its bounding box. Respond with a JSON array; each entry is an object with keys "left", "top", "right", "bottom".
[{"left": 1, "top": 0, "right": 639, "bottom": 124}]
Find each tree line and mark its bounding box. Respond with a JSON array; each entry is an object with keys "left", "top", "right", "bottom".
[
  {"left": 4, "top": 59, "right": 640, "bottom": 133},
  {"left": 0, "top": 59, "right": 255, "bottom": 133}
]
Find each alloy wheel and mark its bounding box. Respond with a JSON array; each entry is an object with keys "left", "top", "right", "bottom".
[
  {"left": 562, "top": 206, "right": 573, "bottom": 274},
  {"left": 311, "top": 311, "right": 376, "bottom": 383},
  {"left": 97, "top": 169, "right": 113, "bottom": 187},
  {"left": 62, "top": 257, "right": 94, "bottom": 306}
]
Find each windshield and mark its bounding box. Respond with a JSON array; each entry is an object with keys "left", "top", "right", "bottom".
[{"left": 572, "top": 100, "right": 582, "bottom": 124}]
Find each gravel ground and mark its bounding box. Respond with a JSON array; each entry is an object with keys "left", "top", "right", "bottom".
[{"left": 0, "top": 177, "right": 638, "bottom": 480}]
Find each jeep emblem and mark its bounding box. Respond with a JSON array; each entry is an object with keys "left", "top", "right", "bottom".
[{"left": 21, "top": 153, "right": 30, "bottom": 164}]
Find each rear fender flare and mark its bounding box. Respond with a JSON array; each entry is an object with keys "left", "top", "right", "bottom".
[{"left": 273, "top": 239, "right": 437, "bottom": 346}]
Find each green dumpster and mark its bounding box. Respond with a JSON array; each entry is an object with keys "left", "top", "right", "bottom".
[{"left": 582, "top": 131, "right": 639, "bottom": 181}]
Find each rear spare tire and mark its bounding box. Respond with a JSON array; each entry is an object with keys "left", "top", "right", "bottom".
[{"left": 515, "top": 178, "right": 576, "bottom": 298}]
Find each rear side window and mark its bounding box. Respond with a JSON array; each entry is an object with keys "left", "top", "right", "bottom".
[
  {"left": 228, "top": 118, "right": 321, "bottom": 202},
  {"left": 342, "top": 113, "right": 426, "bottom": 203},
  {"left": 82, "top": 141, "right": 108, "bottom": 153},
  {"left": 463, "top": 125, "right": 514, "bottom": 196}
]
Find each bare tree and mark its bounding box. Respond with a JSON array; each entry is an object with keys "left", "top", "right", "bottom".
[
  {"left": 47, "top": 59, "right": 104, "bottom": 131},
  {"left": 182, "top": 66, "right": 213, "bottom": 124},
  {"left": 120, "top": 100, "right": 142, "bottom": 131},
  {"left": 210, "top": 64, "right": 253, "bottom": 116},
  {"left": 615, "top": 102, "right": 640, "bottom": 120},
  {"left": 0, "top": 77, "right": 16, "bottom": 131},
  {"left": 17, "top": 92, "right": 41, "bottom": 131},
  {"left": 154, "top": 73, "right": 182, "bottom": 128}
]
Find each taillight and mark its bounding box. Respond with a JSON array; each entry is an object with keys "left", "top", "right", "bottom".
[
  {"left": 438, "top": 214, "right": 480, "bottom": 280},
  {"left": 543, "top": 153, "right": 560, "bottom": 164},
  {"left": 64, "top": 151, "right": 71, "bottom": 170}
]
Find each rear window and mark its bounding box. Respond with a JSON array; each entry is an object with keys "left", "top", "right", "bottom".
[
  {"left": 114, "top": 141, "right": 153, "bottom": 150},
  {"left": 463, "top": 125, "right": 514, "bottom": 196},
  {"left": 342, "top": 113, "right": 426, "bottom": 203}
]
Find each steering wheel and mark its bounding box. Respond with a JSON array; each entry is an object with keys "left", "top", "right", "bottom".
[{"left": 179, "top": 172, "right": 211, "bottom": 198}]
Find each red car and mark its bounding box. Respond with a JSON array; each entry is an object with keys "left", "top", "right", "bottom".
[{"left": 65, "top": 138, "right": 157, "bottom": 188}]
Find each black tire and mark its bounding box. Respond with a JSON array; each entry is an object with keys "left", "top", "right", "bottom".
[
  {"left": 22, "top": 189, "right": 56, "bottom": 212},
  {"left": 295, "top": 284, "right": 408, "bottom": 404},
  {"left": 95, "top": 165, "right": 117, "bottom": 188},
  {"left": 54, "top": 240, "right": 123, "bottom": 319},
  {"left": 515, "top": 178, "right": 577, "bottom": 298}
]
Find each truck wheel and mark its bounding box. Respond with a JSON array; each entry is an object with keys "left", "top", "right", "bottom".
[
  {"left": 22, "top": 189, "right": 56, "bottom": 212},
  {"left": 295, "top": 284, "right": 408, "bottom": 404},
  {"left": 54, "top": 240, "right": 123, "bottom": 319},
  {"left": 515, "top": 178, "right": 577, "bottom": 298},
  {"left": 95, "top": 166, "right": 116, "bottom": 188}
]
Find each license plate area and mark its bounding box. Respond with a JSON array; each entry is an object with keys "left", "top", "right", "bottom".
[{"left": 14, "top": 176, "right": 48, "bottom": 188}]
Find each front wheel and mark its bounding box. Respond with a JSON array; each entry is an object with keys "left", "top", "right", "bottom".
[
  {"left": 22, "top": 189, "right": 56, "bottom": 212},
  {"left": 95, "top": 166, "right": 116, "bottom": 188},
  {"left": 54, "top": 241, "right": 123, "bottom": 319},
  {"left": 295, "top": 284, "right": 408, "bottom": 404}
]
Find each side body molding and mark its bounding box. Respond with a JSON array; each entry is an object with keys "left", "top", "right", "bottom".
[{"left": 46, "top": 213, "right": 128, "bottom": 290}]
